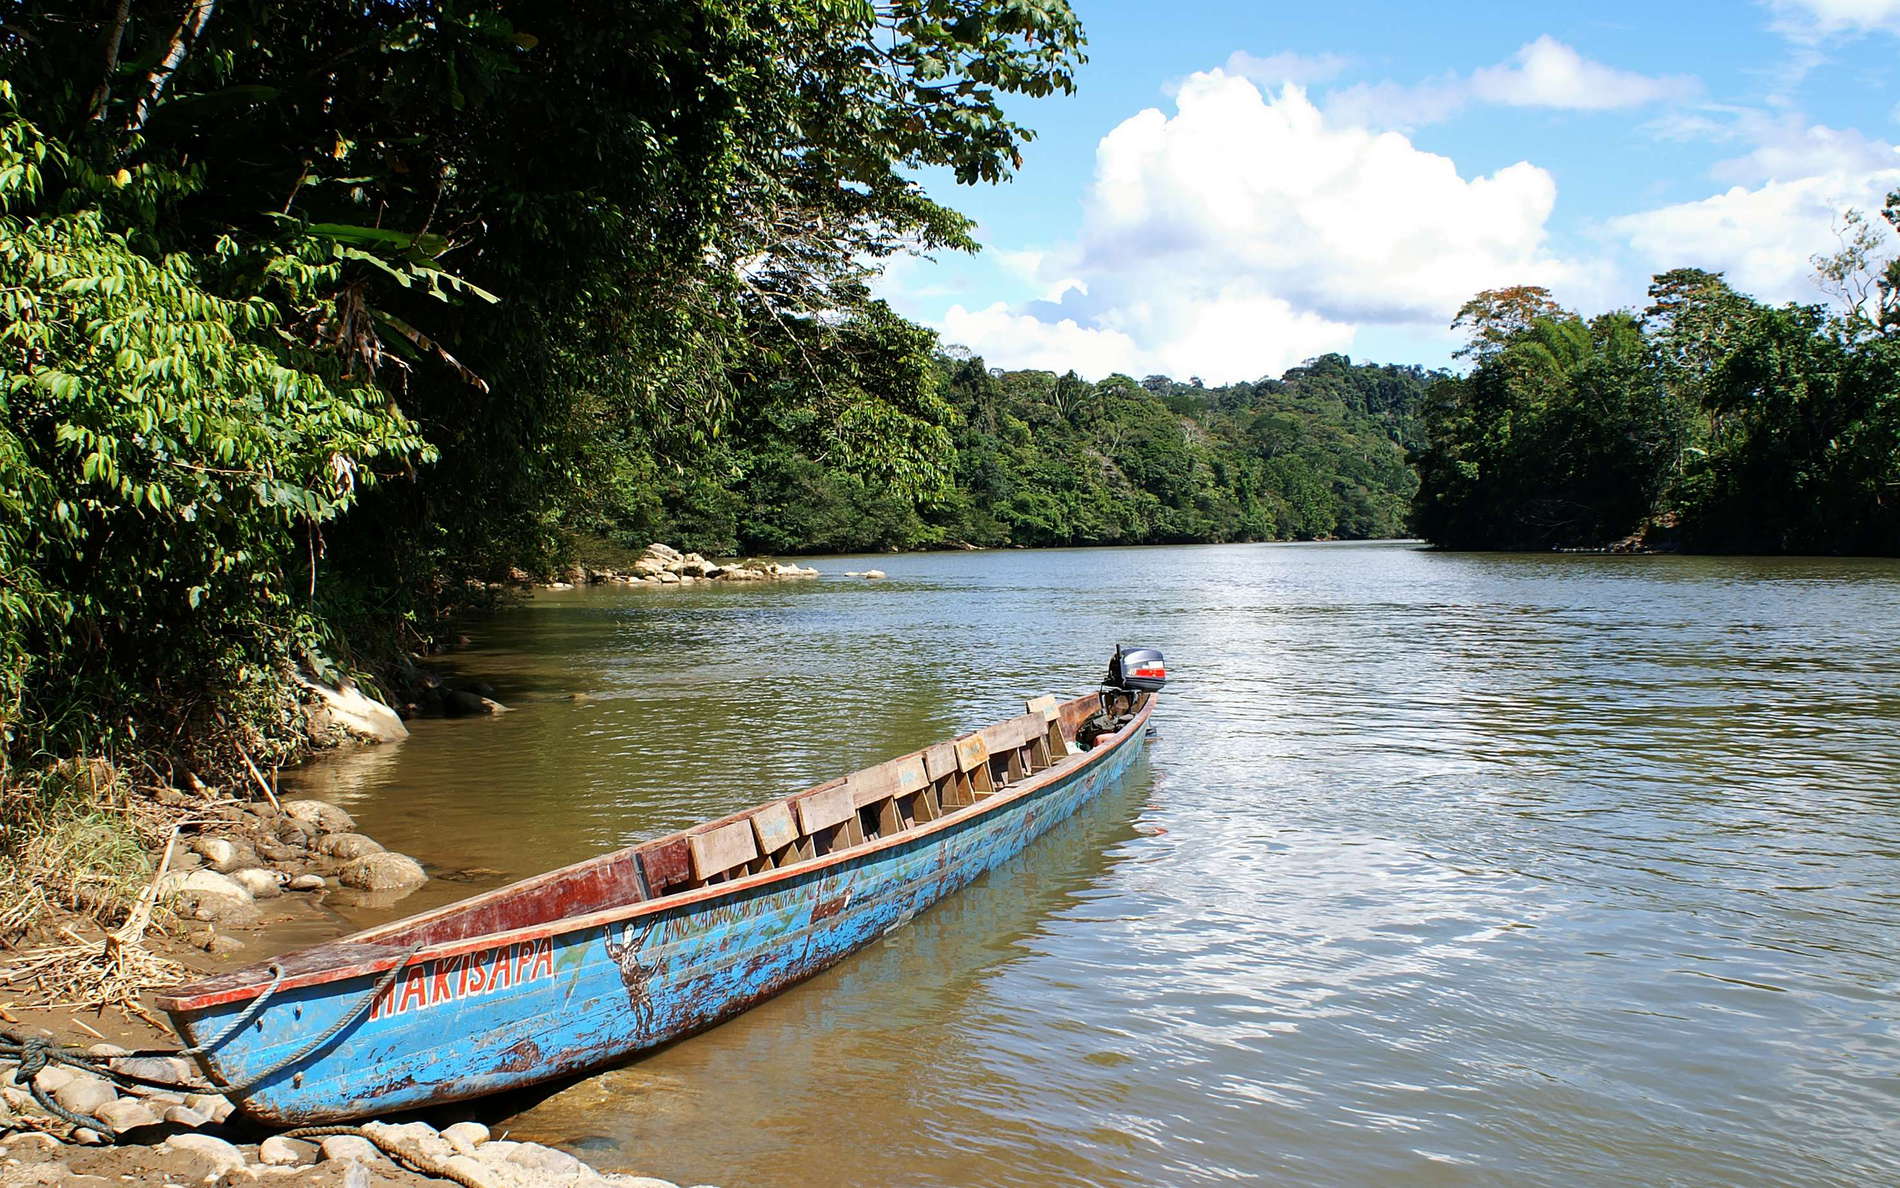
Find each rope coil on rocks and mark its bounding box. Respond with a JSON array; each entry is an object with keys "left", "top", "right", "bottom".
[
  {"left": 283, "top": 1126, "right": 489, "bottom": 1188},
  {"left": 2, "top": 944, "right": 417, "bottom": 1140}
]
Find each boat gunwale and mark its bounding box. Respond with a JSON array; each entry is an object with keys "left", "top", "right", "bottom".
[{"left": 158, "top": 692, "right": 1152, "bottom": 1014}]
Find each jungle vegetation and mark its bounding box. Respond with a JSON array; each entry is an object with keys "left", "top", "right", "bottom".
[
  {"left": 0, "top": 0, "right": 1089, "bottom": 781},
  {"left": 1412, "top": 227, "right": 1900, "bottom": 553},
  {"left": 605, "top": 352, "right": 1437, "bottom": 557}
]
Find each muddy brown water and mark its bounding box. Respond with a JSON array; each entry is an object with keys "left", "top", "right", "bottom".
[{"left": 283, "top": 542, "right": 1900, "bottom": 1187}]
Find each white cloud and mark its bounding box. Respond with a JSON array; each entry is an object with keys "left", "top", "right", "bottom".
[
  {"left": 1470, "top": 36, "right": 1696, "bottom": 110},
  {"left": 1608, "top": 169, "right": 1900, "bottom": 302},
  {"left": 940, "top": 303, "right": 1144, "bottom": 376},
  {"left": 1711, "top": 114, "right": 1900, "bottom": 182},
  {"left": 1223, "top": 50, "right": 1351, "bottom": 88},
  {"left": 1768, "top": 0, "right": 1900, "bottom": 37},
  {"left": 1324, "top": 77, "right": 1469, "bottom": 132},
  {"left": 932, "top": 72, "right": 1579, "bottom": 382},
  {"left": 1324, "top": 37, "right": 1692, "bottom": 130}
]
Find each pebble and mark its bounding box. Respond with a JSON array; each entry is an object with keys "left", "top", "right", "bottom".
[
  {"left": 320, "top": 1134, "right": 384, "bottom": 1164},
  {"left": 163, "top": 1131, "right": 246, "bottom": 1176},
  {"left": 92, "top": 1097, "right": 160, "bottom": 1132},
  {"left": 230, "top": 867, "right": 285, "bottom": 898},
  {"left": 50, "top": 1074, "right": 116, "bottom": 1118},
  {"left": 82, "top": 1043, "right": 129, "bottom": 1059},
  {"left": 283, "top": 798, "right": 356, "bottom": 834},
  {"left": 160, "top": 1105, "right": 208, "bottom": 1128},
  {"left": 441, "top": 1120, "right": 490, "bottom": 1154},
  {"left": 318, "top": 833, "right": 385, "bottom": 860},
  {"left": 183, "top": 1092, "right": 232, "bottom": 1122},
  {"left": 338, "top": 852, "right": 427, "bottom": 892},
  {"left": 286, "top": 873, "right": 327, "bottom": 892},
  {"left": 31, "top": 1066, "right": 76, "bottom": 1094},
  {"left": 111, "top": 1055, "right": 193, "bottom": 1086},
  {"left": 191, "top": 837, "right": 244, "bottom": 871},
  {"left": 502, "top": 1142, "right": 589, "bottom": 1175},
  {"left": 258, "top": 1135, "right": 319, "bottom": 1166},
  {"left": 275, "top": 818, "right": 317, "bottom": 845},
  {"left": 7, "top": 1132, "right": 62, "bottom": 1150}
]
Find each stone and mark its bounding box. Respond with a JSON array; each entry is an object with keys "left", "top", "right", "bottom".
[
  {"left": 319, "top": 1134, "right": 384, "bottom": 1164},
  {"left": 339, "top": 852, "right": 427, "bottom": 892},
  {"left": 190, "top": 837, "right": 240, "bottom": 871},
  {"left": 157, "top": 869, "right": 253, "bottom": 921},
  {"left": 496, "top": 1142, "right": 589, "bottom": 1177},
  {"left": 50, "top": 1074, "right": 116, "bottom": 1118},
  {"left": 258, "top": 1135, "right": 320, "bottom": 1166},
  {"left": 440, "top": 1121, "right": 490, "bottom": 1155},
  {"left": 286, "top": 873, "right": 327, "bottom": 892},
  {"left": 275, "top": 816, "right": 318, "bottom": 843},
  {"left": 92, "top": 1097, "right": 160, "bottom": 1132},
  {"left": 656, "top": 570, "right": 681, "bottom": 584},
  {"left": 283, "top": 798, "right": 356, "bottom": 834},
  {"left": 163, "top": 1132, "right": 246, "bottom": 1176},
  {"left": 440, "top": 1154, "right": 510, "bottom": 1188},
  {"left": 255, "top": 839, "right": 302, "bottom": 862},
  {"left": 601, "top": 1178, "right": 683, "bottom": 1188},
  {"left": 160, "top": 1105, "right": 208, "bottom": 1128},
  {"left": 110, "top": 1055, "right": 193, "bottom": 1087},
  {"left": 30, "top": 1066, "right": 76, "bottom": 1094},
  {"left": 363, "top": 1121, "right": 455, "bottom": 1165},
  {"left": 82, "top": 1043, "right": 128, "bottom": 1059},
  {"left": 183, "top": 1092, "right": 232, "bottom": 1122},
  {"left": 317, "top": 833, "right": 384, "bottom": 860},
  {"left": 230, "top": 867, "right": 285, "bottom": 898},
  {"left": 644, "top": 542, "right": 683, "bottom": 562},
  {"left": 444, "top": 689, "right": 495, "bottom": 717},
  {"left": 7, "top": 1131, "right": 62, "bottom": 1150},
  {"left": 861, "top": 569, "right": 886, "bottom": 579},
  {"left": 297, "top": 674, "right": 409, "bottom": 744},
  {"left": 203, "top": 932, "right": 247, "bottom": 956}
]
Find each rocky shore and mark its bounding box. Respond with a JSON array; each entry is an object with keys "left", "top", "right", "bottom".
[
  {"left": 0, "top": 1111, "right": 707, "bottom": 1186},
  {"left": 527, "top": 543, "right": 821, "bottom": 589},
  {"left": 1, "top": 792, "right": 708, "bottom": 1187}
]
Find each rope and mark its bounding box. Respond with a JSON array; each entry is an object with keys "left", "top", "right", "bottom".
[
  {"left": 170, "top": 962, "right": 287, "bottom": 1058},
  {"left": 282, "top": 1125, "right": 487, "bottom": 1188},
  {"left": 0, "top": 945, "right": 418, "bottom": 1141},
  {"left": 207, "top": 947, "right": 418, "bottom": 1097}
]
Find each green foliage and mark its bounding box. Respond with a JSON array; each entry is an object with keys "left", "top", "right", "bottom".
[
  {"left": 0, "top": 91, "right": 427, "bottom": 771},
  {"left": 606, "top": 352, "right": 1438, "bottom": 556},
  {"left": 0, "top": 0, "right": 1086, "bottom": 774},
  {"left": 1414, "top": 265, "right": 1900, "bottom": 555}
]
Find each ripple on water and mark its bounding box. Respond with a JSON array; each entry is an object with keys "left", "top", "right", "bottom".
[{"left": 284, "top": 544, "right": 1900, "bottom": 1187}]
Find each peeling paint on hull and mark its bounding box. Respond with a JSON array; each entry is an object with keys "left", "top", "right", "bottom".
[{"left": 165, "top": 698, "right": 1154, "bottom": 1124}]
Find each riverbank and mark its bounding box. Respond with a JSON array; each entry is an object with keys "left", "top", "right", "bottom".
[{"left": 0, "top": 767, "right": 710, "bottom": 1187}]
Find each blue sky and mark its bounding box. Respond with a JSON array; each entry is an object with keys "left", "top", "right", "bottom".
[{"left": 875, "top": 0, "right": 1900, "bottom": 381}]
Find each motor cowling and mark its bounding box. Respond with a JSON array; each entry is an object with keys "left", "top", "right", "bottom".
[{"left": 1106, "top": 645, "right": 1167, "bottom": 693}]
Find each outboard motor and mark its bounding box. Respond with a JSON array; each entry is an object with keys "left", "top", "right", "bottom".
[
  {"left": 1106, "top": 645, "right": 1167, "bottom": 693},
  {"left": 1080, "top": 645, "right": 1165, "bottom": 749}
]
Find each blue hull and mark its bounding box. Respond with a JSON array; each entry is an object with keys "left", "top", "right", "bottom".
[{"left": 163, "top": 697, "right": 1153, "bottom": 1123}]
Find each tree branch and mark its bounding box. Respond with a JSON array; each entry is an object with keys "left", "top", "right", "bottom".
[
  {"left": 126, "top": 0, "right": 219, "bottom": 134},
  {"left": 84, "top": 0, "right": 132, "bottom": 122}
]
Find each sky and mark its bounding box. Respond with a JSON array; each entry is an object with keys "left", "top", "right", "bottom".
[{"left": 873, "top": 0, "right": 1900, "bottom": 382}]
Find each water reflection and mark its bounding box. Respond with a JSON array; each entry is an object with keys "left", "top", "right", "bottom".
[{"left": 286, "top": 543, "right": 1900, "bottom": 1186}]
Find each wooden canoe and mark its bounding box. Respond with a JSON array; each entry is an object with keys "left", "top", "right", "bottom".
[{"left": 157, "top": 686, "right": 1158, "bottom": 1124}]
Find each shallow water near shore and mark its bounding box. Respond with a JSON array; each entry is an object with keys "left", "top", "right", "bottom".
[{"left": 284, "top": 541, "right": 1900, "bottom": 1187}]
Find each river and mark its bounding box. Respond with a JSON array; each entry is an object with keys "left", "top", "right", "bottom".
[{"left": 285, "top": 541, "right": 1900, "bottom": 1187}]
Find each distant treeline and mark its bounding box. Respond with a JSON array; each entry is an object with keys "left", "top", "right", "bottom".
[
  {"left": 594, "top": 353, "right": 1439, "bottom": 556},
  {"left": 1413, "top": 241, "right": 1900, "bottom": 553}
]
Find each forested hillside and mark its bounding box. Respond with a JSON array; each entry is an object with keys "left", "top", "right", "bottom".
[
  {"left": 1412, "top": 255, "right": 1900, "bottom": 554},
  {"left": 0, "top": 0, "right": 1085, "bottom": 779},
  {"left": 605, "top": 353, "right": 1438, "bottom": 557}
]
